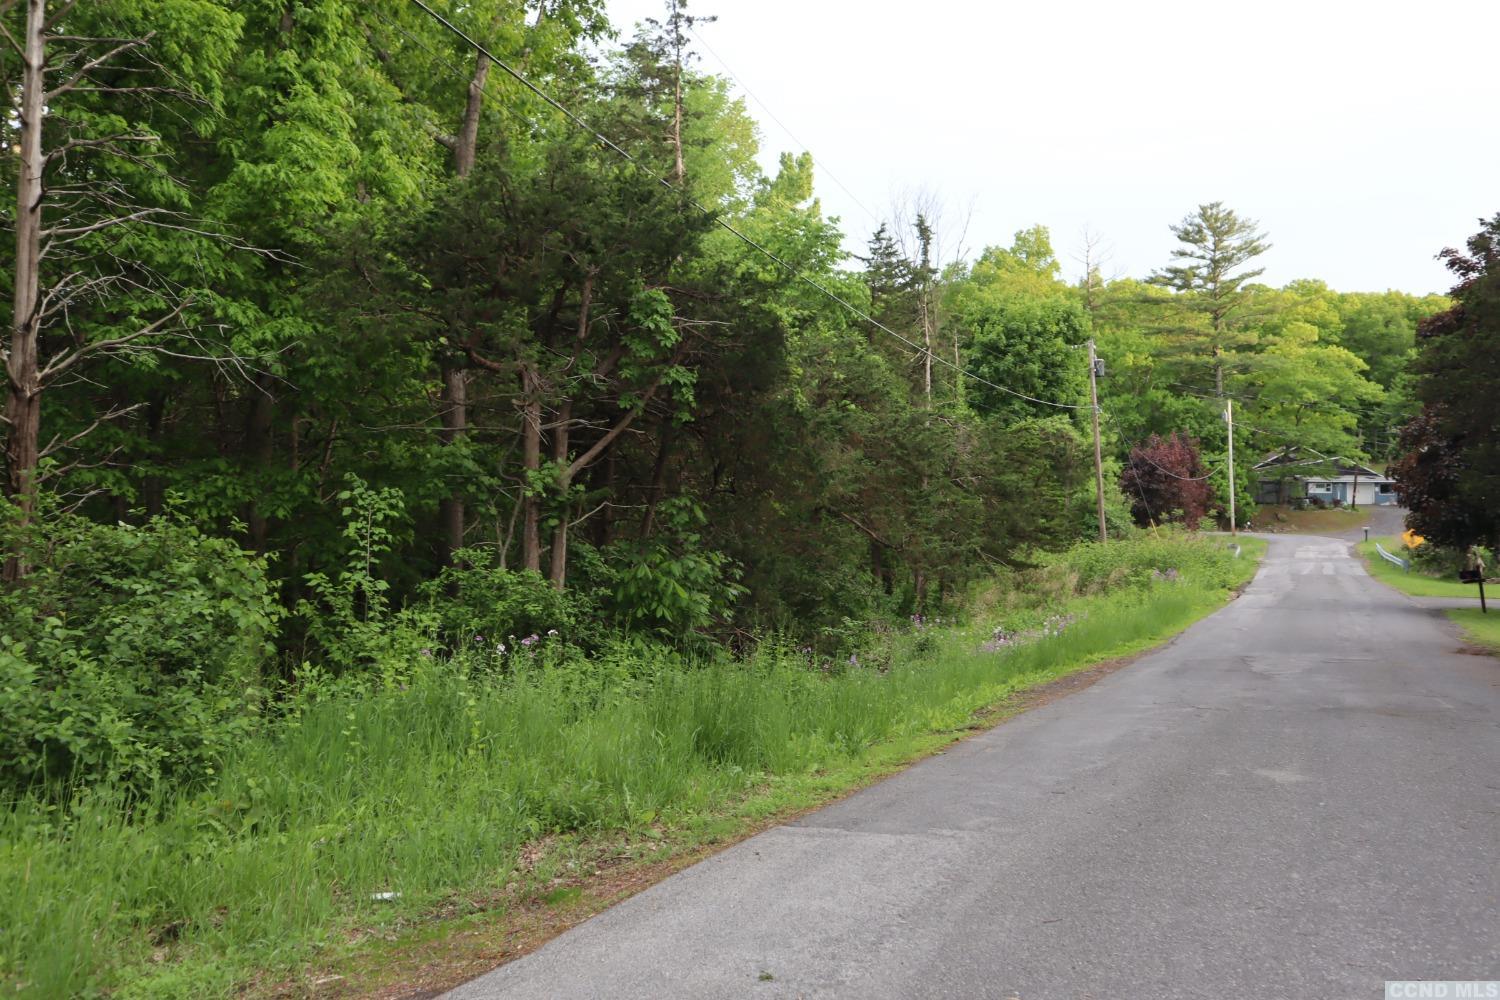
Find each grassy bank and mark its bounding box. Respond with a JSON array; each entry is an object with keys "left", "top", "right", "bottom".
[
  {"left": 2, "top": 535, "right": 1262, "bottom": 998},
  {"left": 1448, "top": 609, "right": 1500, "bottom": 652},
  {"left": 1249, "top": 505, "right": 1370, "bottom": 534},
  {"left": 1357, "top": 536, "right": 1486, "bottom": 599}
]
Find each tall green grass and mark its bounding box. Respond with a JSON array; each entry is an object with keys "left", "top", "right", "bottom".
[{"left": 1, "top": 534, "right": 1257, "bottom": 997}]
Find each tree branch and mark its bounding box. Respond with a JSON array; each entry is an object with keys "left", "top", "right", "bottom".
[
  {"left": 38, "top": 402, "right": 146, "bottom": 460},
  {"left": 564, "top": 343, "right": 688, "bottom": 483},
  {"left": 834, "top": 509, "right": 897, "bottom": 550},
  {"left": 38, "top": 300, "right": 190, "bottom": 383},
  {"left": 42, "top": 0, "right": 79, "bottom": 30},
  {"left": 46, "top": 33, "right": 153, "bottom": 102}
]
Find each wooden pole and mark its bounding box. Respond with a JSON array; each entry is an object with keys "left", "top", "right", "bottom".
[
  {"left": 1088, "top": 339, "right": 1107, "bottom": 543},
  {"left": 1225, "top": 399, "right": 1237, "bottom": 535}
]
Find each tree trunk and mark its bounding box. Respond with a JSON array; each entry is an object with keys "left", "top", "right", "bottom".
[
  {"left": 439, "top": 364, "right": 468, "bottom": 563},
  {"left": 952, "top": 322, "right": 963, "bottom": 407},
  {"left": 453, "top": 49, "right": 492, "bottom": 178},
  {"left": 4, "top": 0, "right": 47, "bottom": 580},
  {"left": 598, "top": 450, "right": 617, "bottom": 547},
  {"left": 245, "top": 379, "right": 276, "bottom": 553},
  {"left": 671, "top": 1, "right": 685, "bottom": 184},
  {"left": 547, "top": 276, "right": 592, "bottom": 587},
  {"left": 870, "top": 537, "right": 892, "bottom": 594},
  {"left": 436, "top": 44, "right": 489, "bottom": 564},
  {"left": 639, "top": 423, "right": 675, "bottom": 540},
  {"left": 139, "top": 393, "right": 166, "bottom": 518},
  {"left": 547, "top": 400, "right": 571, "bottom": 588},
  {"left": 520, "top": 368, "right": 543, "bottom": 573},
  {"left": 920, "top": 289, "right": 933, "bottom": 404}
]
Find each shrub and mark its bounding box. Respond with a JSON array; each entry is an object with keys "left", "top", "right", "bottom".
[
  {"left": 1051, "top": 529, "right": 1244, "bottom": 594},
  {"left": 1409, "top": 542, "right": 1499, "bottom": 579},
  {"left": 0, "top": 511, "right": 279, "bottom": 795},
  {"left": 421, "top": 548, "right": 587, "bottom": 651},
  {"left": 294, "top": 475, "right": 436, "bottom": 676},
  {"left": 601, "top": 498, "right": 745, "bottom": 640}
]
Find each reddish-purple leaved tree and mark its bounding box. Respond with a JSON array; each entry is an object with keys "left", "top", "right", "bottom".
[{"left": 1121, "top": 433, "right": 1214, "bottom": 529}]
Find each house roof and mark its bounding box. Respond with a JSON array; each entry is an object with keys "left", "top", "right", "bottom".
[{"left": 1253, "top": 447, "right": 1385, "bottom": 480}]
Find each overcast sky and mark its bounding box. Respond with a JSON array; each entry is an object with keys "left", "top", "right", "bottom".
[{"left": 603, "top": 0, "right": 1498, "bottom": 295}]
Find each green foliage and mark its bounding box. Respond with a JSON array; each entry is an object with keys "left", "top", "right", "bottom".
[
  {"left": 0, "top": 535, "right": 1255, "bottom": 997},
  {"left": 422, "top": 550, "right": 587, "bottom": 651},
  {"left": 1357, "top": 537, "right": 1493, "bottom": 600},
  {"left": 961, "top": 296, "right": 1090, "bottom": 420},
  {"left": 1049, "top": 529, "right": 1254, "bottom": 595},
  {"left": 294, "top": 475, "right": 434, "bottom": 675},
  {"left": 1149, "top": 201, "right": 1271, "bottom": 329},
  {"left": 1407, "top": 542, "right": 1492, "bottom": 579},
  {"left": 604, "top": 499, "right": 745, "bottom": 638},
  {"left": 0, "top": 509, "right": 278, "bottom": 794}
]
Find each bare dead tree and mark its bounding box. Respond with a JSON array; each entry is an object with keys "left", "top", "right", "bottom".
[
  {"left": 1071, "top": 225, "right": 1120, "bottom": 314},
  {"left": 888, "top": 188, "right": 974, "bottom": 406}
]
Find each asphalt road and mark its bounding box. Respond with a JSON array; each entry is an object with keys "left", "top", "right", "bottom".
[{"left": 448, "top": 533, "right": 1500, "bottom": 1000}]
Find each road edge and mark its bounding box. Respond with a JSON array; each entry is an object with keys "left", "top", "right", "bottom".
[{"left": 260, "top": 552, "right": 1267, "bottom": 1000}]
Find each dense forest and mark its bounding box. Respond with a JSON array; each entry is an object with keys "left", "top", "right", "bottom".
[
  {"left": 0, "top": 0, "right": 1464, "bottom": 776},
  {"left": 5, "top": 1, "right": 1499, "bottom": 993}
]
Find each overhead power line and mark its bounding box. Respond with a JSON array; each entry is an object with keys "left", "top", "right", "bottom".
[
  {"left": 1103, "top": 411, "right": 1226, "bottom": 482},
  {"left": 406, "top": 0, "right": 1088, "bottom": 411},
  {"left": 685, "top": 24, "right": 885, "bottom": 230}
]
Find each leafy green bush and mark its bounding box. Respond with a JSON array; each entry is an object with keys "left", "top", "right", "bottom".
[
  {"left": 294, "top": 475, "right": 436, "bottom": 676},
  {"left": 602, "top": 498, "right": 745, "bottom": 639},
  {"left": 0, "top": 512, "right": 279, "bottom": 795},
  {"left": 1409, "top": 542, "right": 1498, "bottom": 579},
  {"left": 1051, "top": 529, "right": 1245, "bottom": 594},
  {"left": 421, "top": 548, "right": 585, "bottom": 652}
]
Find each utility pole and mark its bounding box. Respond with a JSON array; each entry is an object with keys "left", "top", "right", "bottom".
[
  {"left": 1088, "top": 339, "right": 1107, "bottom": 543},
  {"left": 1225, "top": 399, "right": 1237, "bottom": 535}
]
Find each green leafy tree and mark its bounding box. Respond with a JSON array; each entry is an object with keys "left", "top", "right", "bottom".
[
  {"left": 1239, "top": 321, "right": 1383, "bottom": 461},
  {"left": 1, "top": 0, "right": 242, "bottom": 572}
]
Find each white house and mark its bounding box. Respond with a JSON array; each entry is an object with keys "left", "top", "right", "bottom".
[{"left": 1253, "top": 448, "right": 1398, "bottom": 507}]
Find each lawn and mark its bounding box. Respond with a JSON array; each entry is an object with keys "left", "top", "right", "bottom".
[
  {"left": 1448, "top": 609, "right": 1500, "bottom": 652},
  {"left": 1356, "top": 536, "right": 1487, "bottom": 599},
  {"left": 1248, "top": 504, "right": 1371, "bottom": 534}
]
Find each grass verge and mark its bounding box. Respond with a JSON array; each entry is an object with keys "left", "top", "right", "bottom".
[
  {"left": 1249, "top": 505, "right": 1370, "bottom": 534},
  {"left": 1357, "top": 536, "right": 1487, "bottom": 599},
  {"left": 1448, "top": 608, "right": 1500, "bottom": 653},
  {"left": 1, "top": 535, "right": 1264, "bottom": 999}
]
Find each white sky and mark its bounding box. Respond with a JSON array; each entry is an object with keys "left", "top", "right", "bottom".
[{"left": 604, "top": 0, "right": 1499, "bottom": 295}]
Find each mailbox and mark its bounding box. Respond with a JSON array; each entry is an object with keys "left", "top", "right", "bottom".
[{"left": 1460, "top": 569, "right": 1483, "bottom": 584}]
